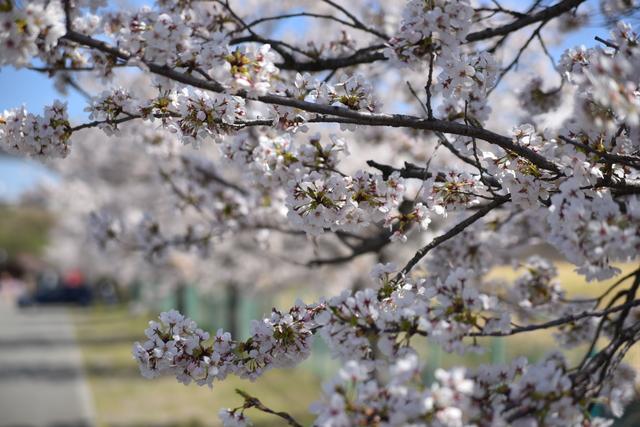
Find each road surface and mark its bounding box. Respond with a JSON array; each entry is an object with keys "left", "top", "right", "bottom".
[{"left": 0, "top": 302, "right": 95, "bottom": 427}]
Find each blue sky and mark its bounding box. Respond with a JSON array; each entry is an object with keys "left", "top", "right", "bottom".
[{"left": 0, "top": 0, "right": 613, "bottom": 201}]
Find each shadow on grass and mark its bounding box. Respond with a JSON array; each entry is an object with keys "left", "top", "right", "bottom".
[
  {"left": 0, "top": 363, "right": 142, "bottom": 381},
  {"left": 108, "top": 419, "right": 308, "bottom": 427},
  {"left": 8, "top": 421, "right": 92, "bottom": 427},
  {"left": 0, "top": 335, "right": 141, "bottom": 349}
]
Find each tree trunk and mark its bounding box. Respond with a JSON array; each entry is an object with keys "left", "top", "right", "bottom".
[
  {"left": 175, "top": 282, "right": 186, "bottom": 314},
  {"left": 226, "top": 282, "right": 239, "bottom": 338}
]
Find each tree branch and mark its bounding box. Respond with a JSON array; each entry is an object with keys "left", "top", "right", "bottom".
[
  {"left": 465, "top": 0, "right": 586, "bottom": 42},
  {"left": 396, "top": 195, "right": 510, "bottom": 278},
  {"left": 471, "top": 298, "right": 640, "bottom": 337},
  {"left": 236, "top": 389, "right": 303, "bottom": 427},
  {"left": 59, "top": 30, "right": 561, "bottom": 174}
]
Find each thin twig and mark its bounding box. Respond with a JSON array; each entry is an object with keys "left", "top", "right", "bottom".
[
  {"left": 236, "top": 389, "right": 303, "bottom": 427},
  {"left": 406, "top": 81, "right": 429, "bottom": 117},
  {"left": 470, "top": 298, "right": 640, "bottom": 337},
  {"left": 595, "top": 35, "right": 619, "bottom": 50},
  {"left": 559, "top": 135, "right": 640, "bottom": 169},
  {"left": 321, "top": 0, "right": 388, "bottom": 40},
  {"left": 396, "top": 195, "right": 510, "bottom": 278}
]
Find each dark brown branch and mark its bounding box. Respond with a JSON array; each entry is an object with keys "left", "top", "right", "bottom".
[
  {"left": 60, "top": 74, "right": 92, "bottom": 100},
  {"left": 276, "top": 49, "right": 387, "bottom": 72},
  {"left": 406, "top": 81, "right": 429, "bottom": 117},
  {"left": 367, "top": 160, "right": 432, "bottom": 181},
  {"left": 475, "top": 5, "right": 527, "bottom": 18},
  {"left": 63, "top": 0, "right": 72, "bottom": 33},
  {"left": 368, "top": 145, "right": 502, "bottom": 189},
  {"left": 274, "top": 116, "right": 558, "bottom": 173},
  {"left": 308, "top": 230, "right": 393, "bottom": 267},
  {"left": 69, "top": 110, "right": 277, "bottom": 133},
  {"left": 466, "top": 0, "right": 586, "bottom": 42},
  {"left": 229, "top": 33, "right": 313, "bottom": 60},
  {"left": 219, "top": 0, "right": 311, "bottom": 62}
]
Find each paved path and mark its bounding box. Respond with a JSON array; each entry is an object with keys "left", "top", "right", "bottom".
[{"left": 0, "top": 302, "right": 95, "bottom": 427}]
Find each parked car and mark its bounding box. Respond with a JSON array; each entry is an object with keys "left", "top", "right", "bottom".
[{"left": 18, "top": 269, "right": 92, "bottom": 307}]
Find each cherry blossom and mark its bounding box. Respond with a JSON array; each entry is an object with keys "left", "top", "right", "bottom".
[{"left": 1, "top": 0, "right": 639, "bottom": 424}]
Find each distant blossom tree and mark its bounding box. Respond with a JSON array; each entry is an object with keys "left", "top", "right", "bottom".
[
  {"left": 38, "top": 122, "right": 341, "bottom": 322},
  {"left": 2, "top": 0, "right": 640, "bottom": 425}
]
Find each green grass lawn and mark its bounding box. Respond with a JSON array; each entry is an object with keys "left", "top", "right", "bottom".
[
  {"left": 72, "top": 305, "right": 323, "bottom": 427},
  {"left": 0, "top": 204, "right": 51, "bottom": 257}
]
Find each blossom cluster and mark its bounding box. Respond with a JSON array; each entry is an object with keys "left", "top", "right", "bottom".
[
  {"left": 104, "top": 8, "right": 194, "bottom": 67},
  {"left": 297, "top": 265, "right": 510, "bottom": 359},
  {"left": 85, "top": 88, "right": 138, "bottom": 135},
  {"left": 422, "top": 170, "right": 483, "bottom": 213},
  {"left": 271, "top": 72, "right": 381, "bottom": 132},
  {"left": 483, "top": 124, "right": 556, "bottom": 207},
  {"left": 309, "top": 351, "right": 629, "bottom": 427},
  {"left": 80, "top": 83, "right": 398, "bottom": 239},
  {"left": 310, "top": 353, "right": 476, "bottom": 427},
  {"left": 0, "top": 101, "right": 71, "bottom": 158},
  {"left": 220, "top": 132, "right": 424, "bottom": 237},
  {"left": 479, "top": 121, "right": 640, "bottom": 278},
  {"left": 0, "top": 0, "right": 65, "bottom": 67},
  {"left": 221, "top": 45, "right": 279, "bottom": 97},
  {"left": 315, "top": 73, "right": 380, "bottom": 113},
  {"left": 548, "top": 180, "right": 640, "bottom": 281},
  {"left": 560, "top": 22, "right": 640, "bottom": 141},
  {"left": 387, "top": 0, "right": 473, "bottom": 65},
  {"left": 136, "top": 286, "right": 636, "bottom": 427},
  {"left": 98, "top": 6, "right": 280, "bottom": 96},
  {"left": 388, "top": 1, "right": 498, "bottom": 123},
  {"left": 286, "top": 169, "right": 408, "bottom": 235},
  {"left": 134, "top": 260, "right": 512, "bottom": 389},
  {"left": 85, "top": 87, "right": 246, "bottom": 144},
  {"left": 133, "top": 303, "right": 320, "bottom": 387},
  {"left": 436, "top": 52, "right": 498, "bottom": 123}
]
